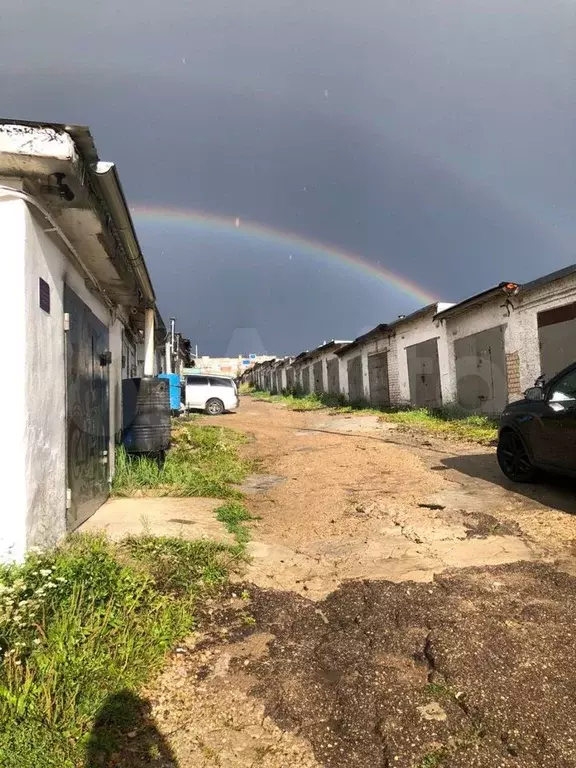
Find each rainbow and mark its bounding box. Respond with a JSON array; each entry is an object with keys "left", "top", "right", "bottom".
[{"left": 131, "top": 204, "right": 439, "bottom": 305}]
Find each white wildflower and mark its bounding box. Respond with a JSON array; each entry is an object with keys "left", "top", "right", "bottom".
[{"left": 39, "top": 569, "right": 52, "bottom": 577}]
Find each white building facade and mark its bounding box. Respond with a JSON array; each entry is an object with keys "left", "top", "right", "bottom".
[
  {"left": 435, "top": 269, "right": 576, "bottom": 414},
  {"left": 0, "top": 120, "right": 164, "bottom": 560},
  {"left": 393, "top": 303, "right": 454, "bottom": 407}
]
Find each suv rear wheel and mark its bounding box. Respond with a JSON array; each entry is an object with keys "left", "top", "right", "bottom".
[
  {"left": 497, "top": 430, "right": 538, "bottom": 482},
  {"left": 205, "top": 398, "right": 224, "bottom": 416}
]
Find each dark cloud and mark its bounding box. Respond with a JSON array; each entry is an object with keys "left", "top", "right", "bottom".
[{"left": 0, "top": 0, "right": 574, "bottom": 354}]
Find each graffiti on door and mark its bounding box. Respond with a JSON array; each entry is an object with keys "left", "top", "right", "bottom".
[{"left": 65, "top": 286, "right": 110, "bottom": 530}]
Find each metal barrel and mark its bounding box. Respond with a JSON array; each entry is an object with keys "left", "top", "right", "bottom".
[{"left": 122, "top": 377, "right": 171, "bottom": 454}]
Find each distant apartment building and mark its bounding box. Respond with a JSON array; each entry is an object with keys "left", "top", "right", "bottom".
[{"left": 189, "top": 355, "right": 275, "bottom": 377}]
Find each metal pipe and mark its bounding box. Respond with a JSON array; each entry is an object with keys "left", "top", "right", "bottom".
[
  {"left": 165, "top": 341, "right": 172, "bottom": 374},
  {"left": 91, "top": 162, "right": 156, "bottom": 304},
  {"left": 144, "top": 308, "right": 155, "bottom": 376},
  {"left": 170, "top": 317, "right": 176, "bottom": 350}
]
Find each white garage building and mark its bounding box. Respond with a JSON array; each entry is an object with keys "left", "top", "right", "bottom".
[{"left": 0, "top": 120, "right": 166, "bottom": 560}]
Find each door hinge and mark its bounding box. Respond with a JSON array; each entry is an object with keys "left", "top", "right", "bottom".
[
  {"left": 66, "top": 487, "right": 72, "bottom": 509},
  {"left": 63, "top": 312, "right": 70, "bottom": 332}
]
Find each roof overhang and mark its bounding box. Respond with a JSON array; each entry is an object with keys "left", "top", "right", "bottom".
[
  {"left": 0, "top": 119, "right": 154, "bottom": 308},
  {"left": 433, "top": 283, "right": 519, "bottom": 321},
  {"left": 336, "top": 324, "right": 391, "bottom": 356}
]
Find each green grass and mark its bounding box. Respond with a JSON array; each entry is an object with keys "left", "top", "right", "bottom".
[
  {"left": 378, "top": 407, "right": 497, "bottom": 445},
  {"left": 0, "top": 533, "right": 238, "bottom": 768},
  {"left": 251, "top": 389, "right": 333, "bottom": 411},
  {"left": 112, "top": 421, "right": 250, "bottom": 498},
  {"left": 418, "top": 748, "right": 447, "bottom": 768},
  {"left": 425, "top": 681, "right": 458, "bottom": 699},
  {"left": 215, "top": 501, "right": 257, "bottom": 545}
]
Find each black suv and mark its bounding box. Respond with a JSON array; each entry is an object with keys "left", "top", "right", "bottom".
[{"left": 497, "top": 361, "right": 576, "bottom": 482}]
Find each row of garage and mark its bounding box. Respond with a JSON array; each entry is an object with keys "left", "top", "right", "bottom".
[{"left": 246, "top": 265, "right": 576, "bottom": 415}]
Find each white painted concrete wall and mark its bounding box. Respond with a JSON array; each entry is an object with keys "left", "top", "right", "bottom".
[
  {"left": 508, "top": 274, "right": 576, "bottom": 390},
  {"left": 361, "top": 334, "right": 398, "bottom": 402},
  {"left": 395, "top": 311, "right": 452, "bottom": 405},
  {"left": 334, "top": 351, "right": 354, "bottom": 398},
  {"left": 23, "top": 206, "right": 123, "bottom": 551},
  {"left": 0, "top": 195, "right": 27, "bottom": 561},
  {"left": 313, "top": 351, "right": 341, "bottom": 393},
  {"left": 440, "top": 297, "right": 512, "bottom": 405},
  {"left": 439, "top": 276, "right": 576, "bottom": 404},
  {"left": 336, "top": 334, "right": 397, "bottom": 403}
]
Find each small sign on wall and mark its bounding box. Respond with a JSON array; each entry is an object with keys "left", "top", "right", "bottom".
[{"left": 39, "top": 278, "right": 50, "bottom": 314}]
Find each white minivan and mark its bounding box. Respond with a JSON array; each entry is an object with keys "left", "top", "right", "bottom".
[{"left": 182, "top": 374, "right": 240, "bottom": 415}]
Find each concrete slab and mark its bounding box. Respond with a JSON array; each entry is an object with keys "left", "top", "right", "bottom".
[{"left": 79, "top": 497, "right": 234, "bottom": 543}]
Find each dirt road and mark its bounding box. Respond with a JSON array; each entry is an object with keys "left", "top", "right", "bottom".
[{"left": 145, "top": 398, "right": 576, "bottom": 768}]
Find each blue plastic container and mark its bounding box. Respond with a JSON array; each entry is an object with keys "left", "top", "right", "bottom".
[{"left": 157, "top": 373, "right": 181, "bottom": 412}]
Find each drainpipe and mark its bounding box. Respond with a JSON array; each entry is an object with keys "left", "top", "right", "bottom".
[
  {"left": 165, "top": 341, "right": 172, "bottom": 374},
  {"left": 144, "top": 308, "right": 155, "bottom": 376}
]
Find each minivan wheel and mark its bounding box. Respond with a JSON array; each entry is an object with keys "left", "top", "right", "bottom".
[
  {"left": 205, "top": 398, "right": 224, "bottom": 416},
  {"left": 497, "top": 430, "right": 538, "bottom": 483}
]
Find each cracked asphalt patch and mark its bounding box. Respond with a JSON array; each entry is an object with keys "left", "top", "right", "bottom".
[
  {"left": 245, "top": 562, "right": 576, "bottom": 768},
  {"left": 145, "top": 562, "right": 576, "bottom": 768}
]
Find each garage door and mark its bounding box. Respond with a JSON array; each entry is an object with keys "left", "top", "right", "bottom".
[
  {"left": 406, "top": 338, "right": 442, "bottom": 408},
  {"left": 313, "top": 361, "right": 324, "bottom": 393},
  {"left": 368, "top": 352, "right": 390, "bottom": 406},
  {"left": 65, "top": 285, "right": 110, "bottom": 531},
  {"left": 327, "top": 358, "right": 340, "bottom": 394},
  {"left": 301, "top": 366, "right": 311, "bottom": 393},
  {"left": 454, "top": 325, "right": 506, "bottom": 415},
  {"left": 347, "top": 355, "right": 364, "bottom": 403},
  {"left": 538, "top": 302, "right": 576, "bottom": 380}
]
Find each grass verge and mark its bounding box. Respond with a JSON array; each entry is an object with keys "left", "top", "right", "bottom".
[
  {"left": 0, "top": 533, "right": 238, "bottom": 768},
  {"left": 251, "top": 389, "right": 333, "bottom": 411},
  {"left": 216, "top": 501, "right": 257, "bottom": 545},
  {"left": 112, "top": 421, "right": 250, "bottom": 498},
  {"left": 378, "top": 408, "right": 497, "bottom": 445}
]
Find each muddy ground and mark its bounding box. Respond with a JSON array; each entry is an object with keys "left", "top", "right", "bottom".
[{"left": 121, "top": 398, "right": 576, "bottom": 767}]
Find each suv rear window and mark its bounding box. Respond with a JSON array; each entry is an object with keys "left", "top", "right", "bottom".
[
  {"left": 208, "top": 377, "right": 233, "bottom": 387},
  {"left": 187, "top": 376, "right": 209, "bottom": 386}
]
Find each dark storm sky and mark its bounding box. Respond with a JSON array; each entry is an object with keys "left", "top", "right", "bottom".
[{"left": 1, "top": 0, "right": 574, "bottom": 355}]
